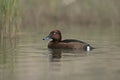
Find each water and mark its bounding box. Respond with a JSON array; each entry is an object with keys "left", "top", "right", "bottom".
[{"left": 0, "top": 25, "right": 120, "bottom": 80}]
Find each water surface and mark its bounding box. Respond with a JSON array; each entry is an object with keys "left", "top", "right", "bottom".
[{"left": 0, "top": 25, "right": 120, "bottom": 80}]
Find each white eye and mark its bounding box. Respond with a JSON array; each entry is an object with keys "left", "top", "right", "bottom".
[{"left": 53, "top": 32, "right": 56, "bottom": 34}]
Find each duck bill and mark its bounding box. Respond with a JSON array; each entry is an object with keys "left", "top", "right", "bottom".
[{"left": 43, "top": 35, "right": 51, "bottom": 40}]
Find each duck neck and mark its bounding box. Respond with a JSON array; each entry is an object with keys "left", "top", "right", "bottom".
[
  {"left": 52, "top": 38, "right": 61, "bottom": 42},
  {"left": 52, "top": 36, "right": 62, "bottom": 42}
]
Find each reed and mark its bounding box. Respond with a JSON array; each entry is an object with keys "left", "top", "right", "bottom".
[
  {"left": 0, "top": 0, "right": 19, "bottom": 55},
  {"left": 0, "top": 0, "right": 19, "bottom": 39}
]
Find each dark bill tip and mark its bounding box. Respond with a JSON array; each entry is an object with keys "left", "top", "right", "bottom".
[{"left": 43, "top": 35, "right": 51, "bottom": 40}]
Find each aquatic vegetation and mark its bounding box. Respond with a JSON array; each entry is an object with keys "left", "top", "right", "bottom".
[{"left": 0, "top": 0, "right": 19, "bottom": 38}]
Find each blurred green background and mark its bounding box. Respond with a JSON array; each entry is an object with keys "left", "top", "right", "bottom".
[
  {"left": 1, "top": 0, "right": 120, "bottom": 37},
  {"left": 20, "top": 0, "right": 120, "bottom": 27}
]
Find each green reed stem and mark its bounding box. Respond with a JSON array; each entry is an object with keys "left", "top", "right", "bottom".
[{"left": 0, "top": 0, "right": 19, "bottom": 39}]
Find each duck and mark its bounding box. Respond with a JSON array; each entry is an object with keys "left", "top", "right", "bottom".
[{"left": 43, "top": 29, "right": 94, "bottom": 51}]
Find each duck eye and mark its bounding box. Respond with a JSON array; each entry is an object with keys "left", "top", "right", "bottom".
[{"left": 53, "top": 32, "right": 56, "bottom": 34}]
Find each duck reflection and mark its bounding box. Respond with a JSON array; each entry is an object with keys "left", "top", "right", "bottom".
[
  {"left": 49, "top": 48, "right": 89, "bottom": 62},
  {"left": 49, "top": 49, "right": 62, "bottom": 62}
]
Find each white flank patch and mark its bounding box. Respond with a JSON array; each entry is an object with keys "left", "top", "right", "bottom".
[{"left": 87, "top": 46, "right": 90, "bottom": 51}]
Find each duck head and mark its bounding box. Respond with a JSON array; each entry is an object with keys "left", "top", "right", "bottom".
[{"left": 43, "top": 30, "right": 62, "bottom": 42}]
